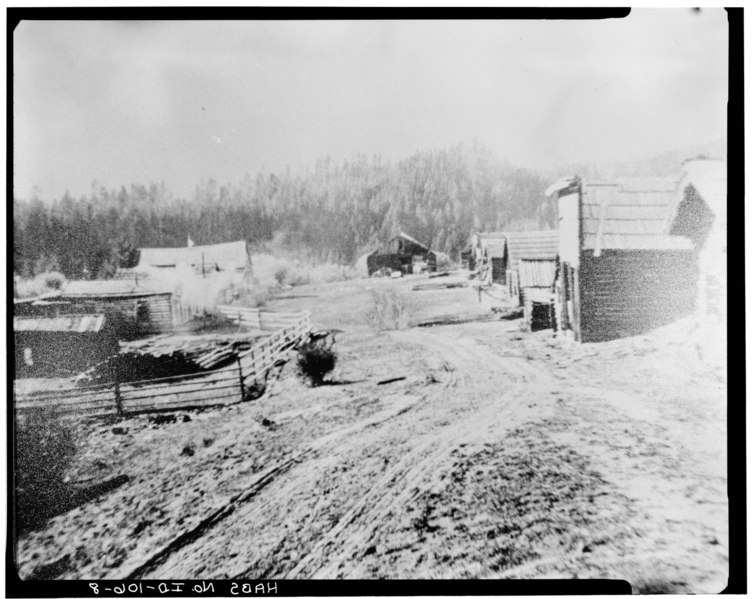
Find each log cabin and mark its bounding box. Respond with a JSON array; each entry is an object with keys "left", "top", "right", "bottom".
[{"left": 547, "top": 176, "right": 698, "bottom": 342}]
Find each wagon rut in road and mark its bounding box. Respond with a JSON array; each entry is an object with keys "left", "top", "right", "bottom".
[{"left": 143, "top": 325, "right": 555, "bottom": 579}]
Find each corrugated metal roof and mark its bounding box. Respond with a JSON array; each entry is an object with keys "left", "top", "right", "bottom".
[
  {"left": 14, "top": 314, "right": 106, "bottom": 333},
  {"left": 138, "top": 240, "right": 251, "bottom": 270},
  {"left": 62, "top": 279, "right": 172, "bottom": 297},
  {"left": 581, "top": 178, "right": 689, "bottom": 251},
  {"left": 518, "top": 259, "right": 557, "bottom": 288},
  {"left": 504, "top": 230, "right": 559, "bottom": 271}
]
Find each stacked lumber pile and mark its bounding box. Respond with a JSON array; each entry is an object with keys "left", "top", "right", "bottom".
[{"left": 80, "top": 333, "right": 266, "bottom": 385}]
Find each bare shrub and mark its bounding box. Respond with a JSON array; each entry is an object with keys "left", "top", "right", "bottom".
[
  {"left": 435, "top": 252, "right": 453, "bottom": 271},
  {"left": 296, "top": 338, "right": 337, "bottom": 386},
  {"left": 367, "top": 288, "right": 411, "bottom": 330},
  {"left": 41, "top": 271, "right": 67, "bottom": 291},
  {"left": 16, "top": 406, "right": 78, "bottom": 531}
]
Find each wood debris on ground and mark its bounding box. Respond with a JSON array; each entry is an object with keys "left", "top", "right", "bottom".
[{"left": 80, "top": 332, "right": 269, "bottom": 385}]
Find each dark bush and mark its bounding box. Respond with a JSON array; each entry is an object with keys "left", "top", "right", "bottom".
[
  {"left": 296, "top": 338, "right": 337, "bottom": 387},
  {"left": 15, "top": 406, "right": 78, "bottom": 531}
]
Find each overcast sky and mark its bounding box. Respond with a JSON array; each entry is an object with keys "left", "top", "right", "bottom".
[{"left": 13, "top": 9, "right": 728, "bottom": 201}]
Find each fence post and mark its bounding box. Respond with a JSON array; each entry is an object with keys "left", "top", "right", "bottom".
[
  {"left": 250, "top": 349, "right": 257, "bottom": 387},
  {"left": 237, "top": 354, "right": 246, "bottom": 400},
  {"left": 114, "top": 380, "right": 124, "bottom": 418}
]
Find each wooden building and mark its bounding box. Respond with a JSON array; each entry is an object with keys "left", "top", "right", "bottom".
[
  {"left": 547, "top": 176, "right": 698, "bottom": 342},
  {"left": 367, "top": 232, "right": 437, "bottom": 276},
  {"left": 469, "top": 233, "right": 505, "bottom": 275},
  {"left": 667, "top": 159, "right": 726, "bottom": 331},
  {"left": 14, "top": 313, "right": 120, "bottom": 378},
  {"left": 519, "top": 259, "right": 557, "bottom": 331},
  {"left": 478, "top": 238, "right": 507, "bottom": 285},
  {"left": 136, "top": 240, "right": 253, "bottom": 276},
  {"left": 503, "top": 231, "right": 559, "bottom": 306},
  {"left": 53, "top": 280, "right": 181, "bottom": 336}
]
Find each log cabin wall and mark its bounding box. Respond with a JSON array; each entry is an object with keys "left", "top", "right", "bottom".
[
  {"left": 577, "top": 249, "right": 698, "bottom": 342},
  {"left": 60, "top": 293, "right": 174, "bottom": 335}
]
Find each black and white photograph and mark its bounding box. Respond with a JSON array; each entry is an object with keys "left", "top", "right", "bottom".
[{"left": 9, "top": 8, "right": 734, "bottom": 594}]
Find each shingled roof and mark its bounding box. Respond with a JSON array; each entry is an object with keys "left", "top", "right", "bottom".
[
  {"left": 504, "top": 231, "right": 559, "bottom": 271},
  {"left": 581, "top": 180, "right": 693, "bottom": 253}
]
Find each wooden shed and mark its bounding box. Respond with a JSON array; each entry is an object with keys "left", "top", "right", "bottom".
[
  {"left": 367, "top": 232, "right": 437, "bottom": 276},
  {"left": 666, "top": 159, "right": 726, "bottom": 331},
  {"left": 468, "top": 232, "right": 506, "bottom": 284},
  {"left": 503, "top": 231, "right": 559, "bottom": 306},
  {"left": 55, "top": 280, "right": 180, "bottom": 336},
  {"left": 547, "top": 176, "right": 698, "bottom": 342},
  {"left": 14, "top": 313, "right": 120, "bottom": 378},
  {"left": 519, "top": 259, "right": 557, "bottom": 331}
]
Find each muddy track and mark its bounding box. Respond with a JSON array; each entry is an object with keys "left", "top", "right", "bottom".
[
  {"left": 136, "top": 324, "right": 551, "bottom": 579},
  {"left": 288, "top": 326, "right": 553, "bottom": 578}
]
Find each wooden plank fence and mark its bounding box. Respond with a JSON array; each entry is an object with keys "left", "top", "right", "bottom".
[{"left": 14, "top": 309, "right": 312, "bottom": 421}]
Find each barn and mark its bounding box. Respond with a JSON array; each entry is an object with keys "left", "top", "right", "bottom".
[
  {"left": 547, "top": 176, "right": 698, "bottom": 342},
  {"left": 14, "top": 313, "right": 120, "bottom": 378},
  {"left": 503, "top": 231, "right": 559, "bottom": 306},
  {"left": 367, "top": 232, "right": 437, "bottom": 276}
]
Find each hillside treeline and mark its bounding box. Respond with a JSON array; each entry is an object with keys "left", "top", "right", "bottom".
[{"left": 13, "top": 142, "right": 555, "bottom": 279}]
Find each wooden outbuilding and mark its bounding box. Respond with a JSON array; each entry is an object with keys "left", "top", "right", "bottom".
[
  {"left": 14, "top": 313, "right": 120, "bottom": 378},
  {"left": 136, "top": 240, "right": 253, "bottom": 276},
  {"left": 519, "top": 259, "right": 557, "bottom": 331},
  {"left": 666, "top": 159, "right": 726, "bottom": 331},
  {"left": 503, "top": 231, "right": 559, "bottom": 306},
  {"left": 367, "top": 232, "right": 437, "bottom": 276},
  {"left": 54, "top": 280, "right": 182, "bottom": 336},
  {"left": 547, "top": 176, "right": 698, "bottom": 342}
]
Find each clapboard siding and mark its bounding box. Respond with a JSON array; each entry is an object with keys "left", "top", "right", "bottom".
[{"left": 578, "top": 249, "right": 698, "bottom": 342}]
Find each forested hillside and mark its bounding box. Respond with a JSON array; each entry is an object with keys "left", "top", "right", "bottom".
[{"left": 13, "top": 143, "right": 555, "bottom": 279}]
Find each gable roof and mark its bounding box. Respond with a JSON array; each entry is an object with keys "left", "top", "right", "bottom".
[
  {"left": 581, "top": 179, "right": 693, "bottom": 252},
  {"left": 138, "top": 240, "right": 251, "bottom": 270},
  {"left": 504, "top": 230, "right": 559, "bottom": 271},
  {"left": 674, "top": 158, "right": 727, "bottom": 227},
  {"left": 481, "top": 238, "right": 507, "bottom": 259},
  {"left": 390, "top": 231, "right": 431, "bottom": 251}
]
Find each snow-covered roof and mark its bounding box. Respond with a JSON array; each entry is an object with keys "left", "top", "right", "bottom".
[{"left": 137, "top": 240, "right": 251, "bottom": 271}]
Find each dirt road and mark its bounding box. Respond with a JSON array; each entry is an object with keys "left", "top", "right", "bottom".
[{"left": 15, "top": 276, "right": 728, "bottom": 591}]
